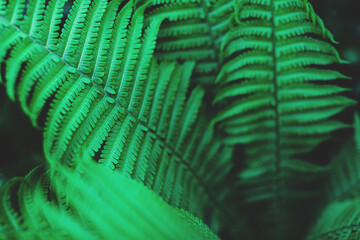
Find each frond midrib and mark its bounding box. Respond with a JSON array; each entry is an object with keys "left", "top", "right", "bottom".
[
  {"left": 0, "top": 14, "right": 229, "bottom": 218},
  {"left": 200, "top": 0, "right": 221, "bottom": 71},
  {"left": 270, "top": 0, "right": 281, "bottom": 207}
]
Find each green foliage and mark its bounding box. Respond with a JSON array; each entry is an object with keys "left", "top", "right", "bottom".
[
  {"left": 0, "top": 0, "right": 357, "bottom": 239},
  {"left": 307, "top": 114, "right": 360, "bottom": 240},
  {"left": 213, "top": 0, "right": 353, "bottom": 202},
  {"left": 211, "top": 0, "right": 354, "bottom": 238},
  {"left": 0, "top": 158, "right": 218, "bottom": 239},
  {"left": 145, "top": 0, "right": 234, "bottom": 84},
  {"left": 0, "top": 0, "right": 233, "bottom": 221}
]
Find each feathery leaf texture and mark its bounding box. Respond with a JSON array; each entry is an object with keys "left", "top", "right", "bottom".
[
  {"left": 0, "top": 0, "right": 357, "bottom": 239},
  {"left": 308, "top": 198, "right": 360, "bottom": 240},
  {"left": 209, "top": 0, "right": 354, "bottom": 239},
  {"left": 213, "top": 0, "right": 354, "bottom": 203},
  {"left": 145, "top": 0, "right": 235, "bottom": 84},
  {"left": 0, "top": 0, "right": 232, "bottom": 222},
  {"left": 0, "top": 160, "right": 219, "bottom": 240},
  {"left": 307, "top": 114, "right": 360, "bottom": 240}
]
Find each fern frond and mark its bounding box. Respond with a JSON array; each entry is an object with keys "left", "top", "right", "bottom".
[
  {"left": 307, "top": 198, "right": 360, "bottom": 240},
  {"left": 213, "top": 0, "right": 354, "bottom": 200},
  {"left": 0, "top": 161, "right": 219, "bottom": 239},
  {"left": 209, "top": 0, "right": 355, "bottom": 238},
  {"left": 0, "top": 0, "right": 232, "bottom": 223},
  {"left": 307, "top": 116, "right": 360, "bottom": 240},
  {"left": 0, "top": 166, "right": 67, "bottom": 239},
  {"left": 143, "top": 0, "right": 236, "bottom": 84}
]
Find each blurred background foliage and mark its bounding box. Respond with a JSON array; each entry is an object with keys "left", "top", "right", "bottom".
[{"left": 0, "top": 0, "right": 359, "bottom": 238}]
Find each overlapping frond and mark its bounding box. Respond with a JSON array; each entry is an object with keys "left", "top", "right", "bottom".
[
  {"left": 0, "top": 161, "right": 219, "bottom": 240},
  {"left": 0, "top": 0, "right": 232, "bottom": 222},
  {"left": 307, "top": 114, "right": 360, "bottom": 240},
  {"left": 210, "top": 0, "right": 355, "bottom": 238},
  {"left": 1, "top": 0, "right": 356, "bottom": 239},
  {"left": 144, "top": 0, "right": 235, "bottom": 84},
  {"left": 213, "top": 0, "right": 354, "bottom": 202},
  {"left": 307, "top": 198, "right": 360, "bottom": 240}
]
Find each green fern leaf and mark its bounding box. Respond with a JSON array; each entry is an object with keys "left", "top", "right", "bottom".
[
  {"left": 0, "top": 160, "right": 219, "bottom": 239},
  {"left": 1, "top": 0, "right": 356, "bottom": 239},
  {"left": 213, "top": 0, "right": 354, "bottom": 200},
  {"left": 0, "top": 0, "right": 232, "bottom": 224},
  {"left": 144, "top": 0, "right": 237, "bottom": 84},
  {"left": 210, "top": 0, "right": 355, "bottom": 238},
  {"left": 307, "top": 116, "right": 360, "bottom": 239}
]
